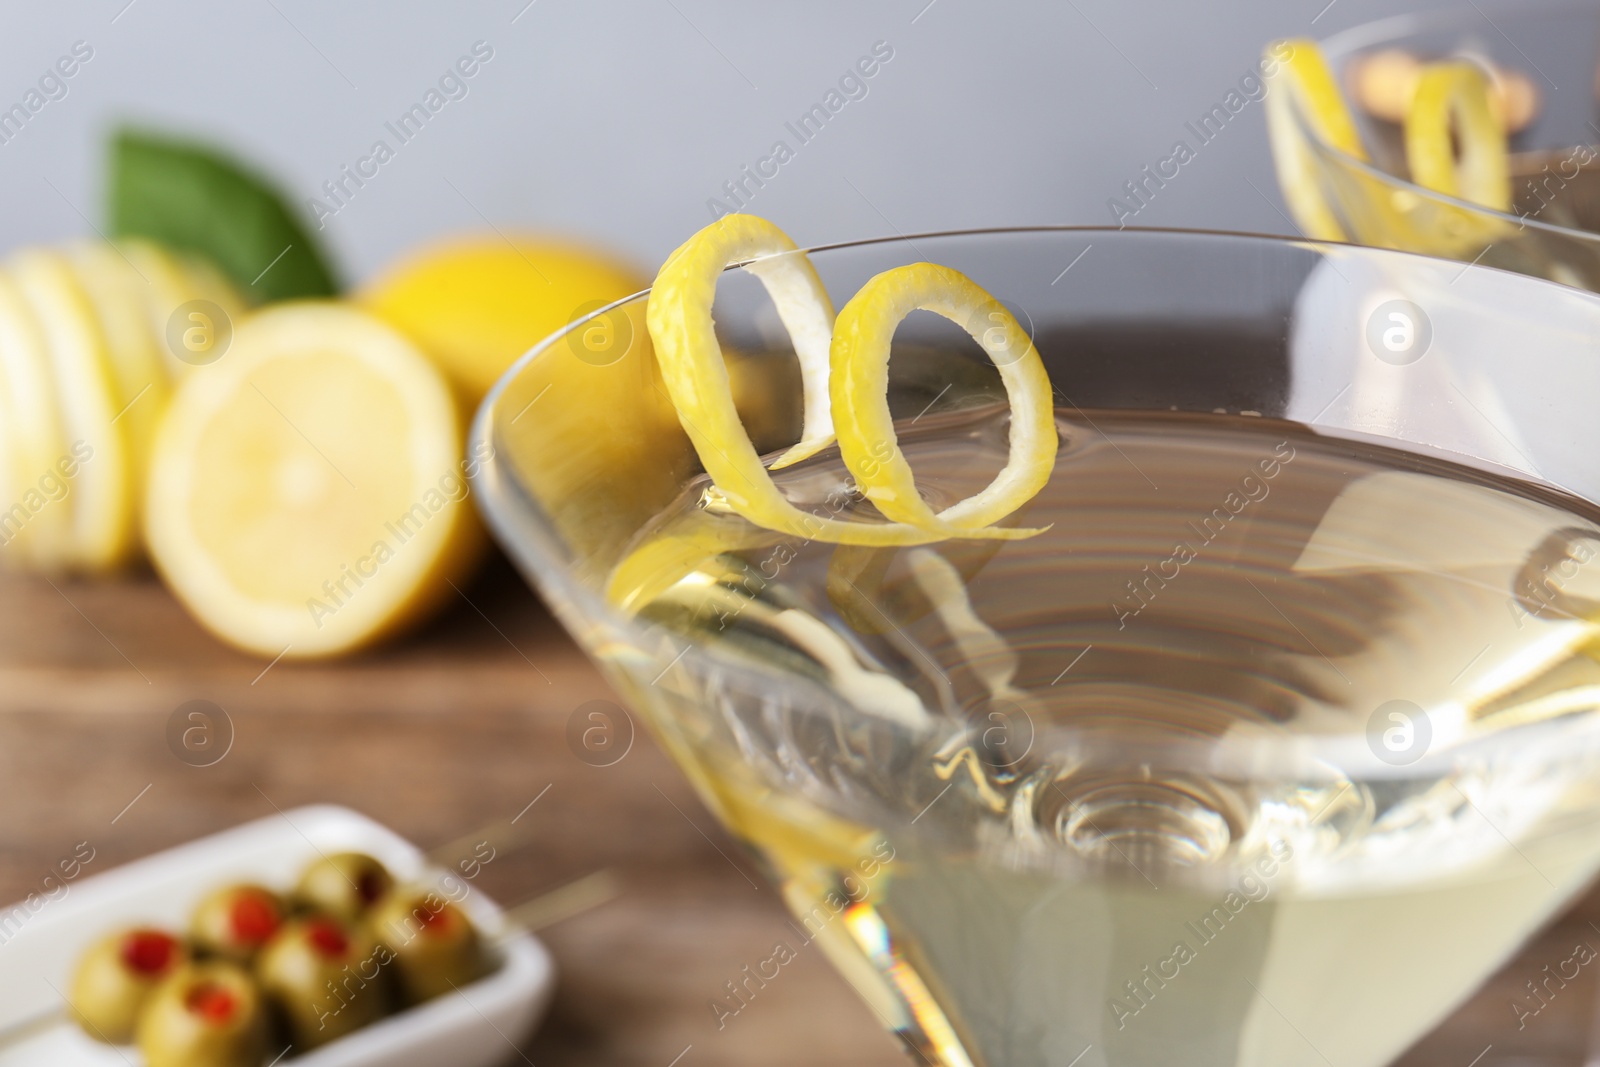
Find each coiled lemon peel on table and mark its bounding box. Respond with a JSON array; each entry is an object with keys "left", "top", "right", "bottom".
[
  {"left": 1265, "top": 39, "right": 1511, "bottom": 246},
  {"left": 606, "top": 215, "right": 1057, "bottom": 610}
]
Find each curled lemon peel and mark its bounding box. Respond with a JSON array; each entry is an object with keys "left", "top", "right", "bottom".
[
  {"left": 1405, "top": 61, "right": 1511, "bottom": 212},
  {"left": 830, "top": 263, "right": 1056, "bottom": 537},
  {"left": 644, "top": 215, "right": 1048, "bottom": 551},
  {"left": 649, "top": 213, "right": 838, "bottom": 475},
  {"left": 1265, "top": 39, "right": 1368, "bottom": 242}
]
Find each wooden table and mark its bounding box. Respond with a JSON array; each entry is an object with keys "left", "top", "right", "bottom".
[{"left": 1, "top": 558, "right": 1597, "bottom": 1066}]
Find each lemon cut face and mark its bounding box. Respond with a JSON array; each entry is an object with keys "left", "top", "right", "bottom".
[{"left": 146, "top": 303, "right": 480, "bottom": 658}]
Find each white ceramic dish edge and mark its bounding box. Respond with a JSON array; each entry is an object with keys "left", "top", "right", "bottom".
[{"left": 0, "top": 805, "right": 555, "bottom": 1067}]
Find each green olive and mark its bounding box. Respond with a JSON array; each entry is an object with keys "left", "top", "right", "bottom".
[
  {"left": 69, "top": 927, "right": 188, "bottom": 1043},
  {"left": 256, "top": 915, "right": 389, "bottom": 1048},
  {"left": 293, "top": 852, "right": 393, "bottom": 924},
  {"left": 367, "top": 888, "right": 484, "bottom": 1004},
  {"left": 189, "top": 884, "right": 284, "bottom": 963},
  {"left": 135, "top": 960, "right": 266, "bottom": 1067}
]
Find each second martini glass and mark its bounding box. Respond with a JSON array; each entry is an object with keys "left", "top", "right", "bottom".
[{"left": 1272, "top": 1, "right": 1600, "bottom": 290}]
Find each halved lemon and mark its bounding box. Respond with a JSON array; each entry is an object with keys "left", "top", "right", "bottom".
[
  {"left": 11, "top": 248, "right": 135, "bottom": 571},
  {"left": 145, "top": 303, "right": 483, "bottom": 658}
]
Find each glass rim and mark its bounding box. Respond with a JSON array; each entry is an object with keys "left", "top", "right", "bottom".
[
  {"left": 1318, "top": 0, "right": 1600, "bottom": 58},
  {"left": 1299, "top": 0, "right": 1600, "bottom": 244},
  {"left": 469, "top": 224, "right": 1600, "bottom": 782},
  {"left": 473, "top": 221, "right": 1563, "bottom": 424}
]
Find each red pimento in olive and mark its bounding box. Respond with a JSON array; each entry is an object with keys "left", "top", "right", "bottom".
[
  {"left": 184, "top": 981, "right": 238, "bottom": 1023},
  {"left": 190, "top": 884, "right": 284, "bottom": 962},
  {"left": 121, "top": 929, "right": 180, "bottom": 975},
  {"left": 228, "top": 892, "right": 279, "bottom": 944},
  {"left": 137, "top": 961, "right": 265, "bottom": 1067}
]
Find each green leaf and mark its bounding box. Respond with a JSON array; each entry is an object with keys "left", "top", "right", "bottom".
[{"left": 108, "top": 128, "right": 339, "bottom": 303}]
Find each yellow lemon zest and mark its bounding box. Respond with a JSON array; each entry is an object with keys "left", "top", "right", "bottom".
[
  {"left": 647, "top": 216, "right": 943, "bottom": 546},
  {"left": 1264, "top": 39, "right": 1368, "bottom": 241},
  {"left": 625, "top": 216, "right": 1062, "bottom": 613},
  {"left": 830, "top": 263, "right": 1056, "bottom": 538},
  {"left": 1405, "top": 60, "right": 1511, "bottom": 212}
]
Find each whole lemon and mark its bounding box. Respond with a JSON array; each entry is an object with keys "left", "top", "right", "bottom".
[{"left": 359, "top": 235, "right": 645, "bottom": 403}]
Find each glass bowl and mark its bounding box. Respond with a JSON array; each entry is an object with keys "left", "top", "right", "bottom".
[
  {"left": 472, "top": 227, "right": 1600, "bottom": 1067},
  {"left": 1278, "top": 1, "right": 1600, "bottom": 289}
]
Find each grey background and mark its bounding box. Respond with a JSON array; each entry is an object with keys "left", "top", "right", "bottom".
[{"left": 0, "top": 0, "right": 1483, "bottom": 285}]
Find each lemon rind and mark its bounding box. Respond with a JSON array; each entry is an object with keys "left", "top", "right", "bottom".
[
  {"left": 648, "top": 215, "right": 952, "bottom": 546},
  {"left": 11, "top": 248, "right": 134, "bottom": 571},
  {"left": 1404, "top": 60, "right": 1511, "bottom": 212},
  {"left": 830, "top": 262, "right": 1057, "bottom": 537},
  {"left": 1264, "top": 39, "right": 1368, "bottom": 242},
  {"left": 0, "top": 269, "right": 70, "bottom": 568}
]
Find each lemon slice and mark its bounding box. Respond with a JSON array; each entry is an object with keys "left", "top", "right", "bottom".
[
  {"left": 179, "top": 250, "right": 249, "bottom": 319},
  {"left": 1405, "top": 61, "right": 1510, "bottom": 211},
  {"left": 68, "top": 242, "right": 173, "bottom": 537},
  {"left": 117, "top": 239, "right": 244, "bottom": 377},
  {"left": 1264, "top": 39, "right": 1369, "bottom": 241},
  {"left": 11, "top": 248, "right": 135, "bottom": 571},
  {"left": 648, "top": 216, "right": 937, "bottom": 546},
  {"left": 831, "top": 263, "right": 1056, "bottom": 536},
  {"left": 145, "top": 303, "right": 482, "bottom": 658},
  {"left": 0, "top": 269, "right": 70, "bottom": 568}
]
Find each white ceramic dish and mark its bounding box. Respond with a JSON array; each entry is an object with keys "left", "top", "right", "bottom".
[{"left": 0, "top": 805, "right": 555, "bottom": 1066}]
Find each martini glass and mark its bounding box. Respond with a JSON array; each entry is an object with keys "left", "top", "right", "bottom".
[
  {"left": 472, "top": 227, "right": 1600, "bottom": 1067},
  {"left": 1275, "top": 1, "right": 1600, "bottom": 289}
]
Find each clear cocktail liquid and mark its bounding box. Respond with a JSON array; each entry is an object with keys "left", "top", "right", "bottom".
[{"left": 619, "top": 405, "right": 1600, "bottom": 1067}]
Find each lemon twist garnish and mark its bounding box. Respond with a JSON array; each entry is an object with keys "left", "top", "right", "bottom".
[
  {"left": 650, "top": 213, "right": 838, "bottom": 473},
  {"left": 1265, "top": 39, "right": 1369, "bottom": 242},
  {"left": 831, "top": 263, "right": 1055, "bottom": 536},
  {"left": 646, "top": 215, "right": 1051, "bottom": 551},
  {"left": 1404, "top": 60, "right": 1510, "bottom": 212}
]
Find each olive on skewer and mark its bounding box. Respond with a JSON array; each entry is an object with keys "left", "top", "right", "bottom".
[
  {"left": 368, "top": 888, "right": 484, "bottom": 1004},
  {"left": 136, "top": 960, "right": 266, "bottom": 1067},
  {"left": 257, "top": 915, "right": 389, "bottom": 1048},
  {"left": 69, "top": 927, "right": 188, "bottom": 1043},
  {"left": 293, "top": 852, "right": 392, "bottom": 925},
  {"left": 189, "top": 884, "right": 284, "bottom": 963}
]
